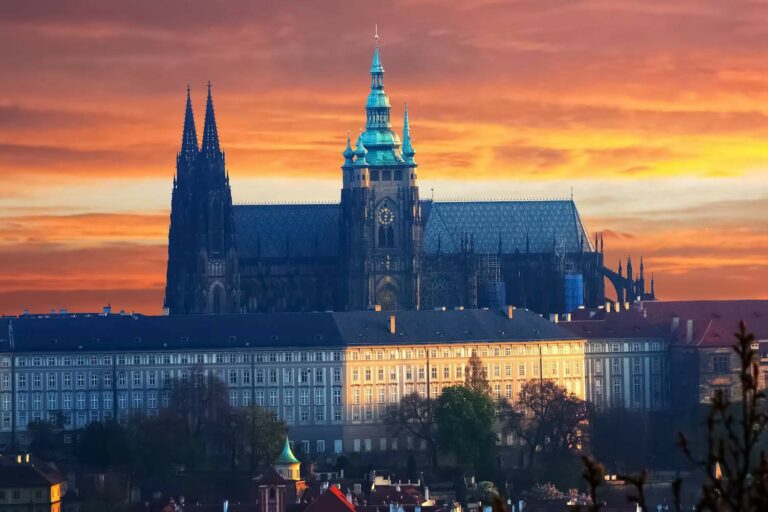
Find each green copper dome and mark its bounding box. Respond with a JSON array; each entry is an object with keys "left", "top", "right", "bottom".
[
  {"left": 359, "top": 38, "right": 408, "bottom": 167},
  {"left": 276, "top": 438, "right": 300, "bottom": 465}
]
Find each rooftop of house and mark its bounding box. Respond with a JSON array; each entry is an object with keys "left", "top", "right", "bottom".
[
  {"left": 0, "top": 308, "right": 581, "bottom": 354},
  {"left": 558, "top": 307, "right": 669, "bottom": 341},
  {"left": 0, "top": 455, "right": 65, "bottom": 489},
  {"left": 302, "top": 486, "right": 357, "bottom": 512},
  {"left": 640, "top": 300, "right": 768, "bottom": 348}
]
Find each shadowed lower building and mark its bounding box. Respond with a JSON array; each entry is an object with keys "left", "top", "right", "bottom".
[
  {"left": 0, "top": 454, "right": 67, "bottom": 512},
  {"left": 639, "top": 300, "right": 768, "bottom": 408},
  {"left": 162, "top": 36, "right": 639, "bottom": 317}
]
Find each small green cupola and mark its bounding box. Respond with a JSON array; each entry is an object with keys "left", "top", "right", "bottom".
[
  {"left": 354, "top": 131, "right": 369, "bottom": 167},
  {"left": 342, "top": 131, "right": 356, "bottom": 168},
  {"left": 274, "top": 437, "right": 301, "bottom": 480}
]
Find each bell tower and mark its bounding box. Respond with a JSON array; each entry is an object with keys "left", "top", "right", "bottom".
[{"left": 340, "top": 31, "right": 422, "bottom": 311}]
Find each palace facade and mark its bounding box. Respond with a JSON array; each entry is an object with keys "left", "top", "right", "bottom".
[{"left": 0, "top": 308, "right": 585, "bottom": 453}]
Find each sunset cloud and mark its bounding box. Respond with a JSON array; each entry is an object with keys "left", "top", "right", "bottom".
[{"left": 0, "top": 0, "right": 766, "bottom": 312}]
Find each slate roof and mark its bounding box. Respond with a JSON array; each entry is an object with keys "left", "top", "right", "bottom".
[
  {"left": 0, "top": 313, "right": 342, "bottom": 353},
  {"left": 331, "top": 308, "right": 581, "bottom": 346},
  {"left": 0, "top": 308, "right": 580, "bottom": 354},
  {"left": 558, "top": 309, "right": 669, "bottom": 341},
  {"left": 232, "top": 199, "right": 592, "bottom": 259},
  {"left": 234, "top": 204, "right": 339, "bottom": 259},
  {"left": 422, "top": 200, "right": 591, "bottom": 254}
]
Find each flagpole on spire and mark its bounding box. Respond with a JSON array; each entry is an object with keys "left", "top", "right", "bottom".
[{"left": 375, "top": 24, "right": 379, "bottom": 47}]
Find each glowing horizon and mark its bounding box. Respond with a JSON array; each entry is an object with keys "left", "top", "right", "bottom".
[{"left": 0, "top": 0, "right": 766, "bottom": 315}]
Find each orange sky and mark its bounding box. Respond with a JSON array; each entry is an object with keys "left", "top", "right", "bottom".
[{"left": 0, "top": 0, "right": 766, "bottom": 315}]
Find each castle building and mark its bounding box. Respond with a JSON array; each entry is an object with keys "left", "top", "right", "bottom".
[
  {"left": 163, "top": 37, "right": 644, "bottom": 316},
  {"left": 0, "top": 308, "right": 585, "bottom": 452},
  {"left": 560, "top": 305, "right": 671, "bottom": 411}
]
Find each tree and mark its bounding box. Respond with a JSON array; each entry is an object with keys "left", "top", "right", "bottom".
[
  {"left": 508, "top": 379, "right": 589, "bottom": 469},
  {"left": 435, "top": 385, "right": 496, "bottom": 473},
  {"left": 678, "top": 321, "right": 768, "bottom": 511},
  {"left": 238, "top": 406, "right": 286, "bottom": 475},
  {"left": 386, "top": 392, "right": 439, "bottom": 467},
  {"left": 165, "top": 371, "right": 232, "bottom": 469},
  {"left": 27, "top": 419, "right": 60, "bottom": 460},
  {"left": 77, "top": 420, "right": 130, "bottom": 469},
  {"left": 581, "top": 322, "right": 768, "bottom": 512},
  {"left": 465, "top": 352, "right": 490, "bottom": 395}
]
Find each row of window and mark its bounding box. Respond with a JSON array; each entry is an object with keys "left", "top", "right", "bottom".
[
  {"left": 591, "top": 375, "right": 666, "bottom": 409},
  {"left": 587, "top": 341, "right": 664, "bottom": 354},
  {"left": 11, "top": 351, "right": 344, "bottom": 368},
  {"left": 4, "top": 367, "right": 342, "bottom": 391},
  {"left": 348, "top": 344, "right": 582, "bottom": 361},
  {"left": 591, "top": 356, "right": 665, "bottom": 375},
  {"left": 2, "top": 387, "right": 343, "bottom": 413},
  {"left": 349, "top": 360, "right": 582, "bottom": 384},
  {"left": 4, "top": 343, "right": 585, "bottom": 371}
]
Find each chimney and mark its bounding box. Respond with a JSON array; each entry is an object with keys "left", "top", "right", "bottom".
[
  {"left": 605, "top": 301, "right": 612, "bottom": 313},
  {"left": 549, "top": 313, "right": 559, "bottom": 323},
  {"left": 671, "top": 316, "right": 680, "bottom": 332},
  {"left": 505, "top": 305, "right": 514, "bottom": 319},
  {"left": 686, "top": 319, "right": 694, "bottom": 344},
  {"left": 103, "top": 304, "right": 112, "bottom": 315},
  {"left": 373, "top": 304, "right": 382, "bottom": 312},
  {"left": 389, "top": 315, "right": 396, "bottom": 335},
  {"left": 624, "top": 301, "right": 630, "bottom": 311},
  {"left": 563, "top": 313, "right": 572, "bottom": 322}
]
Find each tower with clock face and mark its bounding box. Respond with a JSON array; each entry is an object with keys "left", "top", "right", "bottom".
[{"left": 339, "top": 39, "right": 422, "bottom": 311}]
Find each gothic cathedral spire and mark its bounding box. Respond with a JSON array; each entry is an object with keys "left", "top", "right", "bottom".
[
  {"left": 165, "top": 82, "right": 240, "bottom": 315},
  {"left": 180, "top": 83, "right": 198, "bottom": 163},
  {"left": 201, "top": 81, "right": 221, "bottom": 158}
]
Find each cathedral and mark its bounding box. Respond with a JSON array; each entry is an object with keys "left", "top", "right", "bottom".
[{"left": 164, "top": 39, "right": 653, "bottom": 316}]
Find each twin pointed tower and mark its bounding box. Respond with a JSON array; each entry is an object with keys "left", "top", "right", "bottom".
[{"left": 164, "top": 83, "right": 240, "bottom": 314}]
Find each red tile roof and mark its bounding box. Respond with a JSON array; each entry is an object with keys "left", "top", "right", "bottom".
[
  {"left": 641, "top": 300, "right": 768, "bottom": 347},
  {"left": 303, "top": 486, "right": 356, "bottom": 512}
]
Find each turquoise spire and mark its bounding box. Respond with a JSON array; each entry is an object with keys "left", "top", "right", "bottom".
[
  {"left": 276, "top": 437, "right": 300, "bottom": 465},
  {"left": 365, "top": 27, "right": 391, "bottom": 131},
  {"left": 354, "top": 130, "right": 368, "bottom": 167},
  {"left": 402, "top": 103, "right": 415, "bottom": 164},
  {"left": 359, "top": 28, "right": 403, "bottom": 167},
  {"left": 371, "top": 24, "right": 384, "bottom": 75}
]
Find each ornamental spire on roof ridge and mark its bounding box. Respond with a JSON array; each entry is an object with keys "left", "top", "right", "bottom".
[
  {"left": 402, "top": 103, "right": 416, "bottom": 163},
  {"left": 201, "top": 81, "right": 221, "bottom": 158},
  {"left": 180, "top": 83, "right": 198, "bottom": 162}
]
